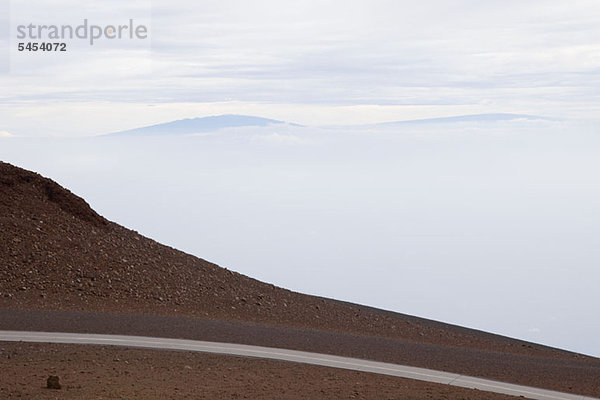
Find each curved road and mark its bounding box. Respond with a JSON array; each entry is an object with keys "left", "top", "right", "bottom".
[{"left": 1, "top": 331, "right": 596, "bottom": 400}]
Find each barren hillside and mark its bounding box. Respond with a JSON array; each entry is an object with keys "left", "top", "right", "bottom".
[{"left": 0, "top": 161, "right": 592, "bottom": 359}]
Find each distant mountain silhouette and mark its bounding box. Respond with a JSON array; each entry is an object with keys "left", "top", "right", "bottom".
[
  {"left": 107, "top": 115, "right": 298, "bottom": 137},
  {"left": 106, "top": 113, "right": 552, "bottom": 137}
]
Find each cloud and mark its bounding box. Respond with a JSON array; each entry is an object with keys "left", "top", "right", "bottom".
[
  {"left": 250, "top": 132, "right": 309, "bottom": 146},
  {"left": 2, "top": 0, "right": 600, "bottom": 135}
]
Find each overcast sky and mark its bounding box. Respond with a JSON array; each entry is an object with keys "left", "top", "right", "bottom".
[{"left": 1, "top": 0, "right": 600, "bottom": 136}]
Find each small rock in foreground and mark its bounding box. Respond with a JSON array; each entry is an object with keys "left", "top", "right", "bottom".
[{"left": 46, "top": 375, "right": 61, "bottom": 389}]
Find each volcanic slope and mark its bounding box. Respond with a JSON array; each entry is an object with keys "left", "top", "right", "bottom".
[{"left": 0, "top": 161, "right": 594, "bottom": 359}]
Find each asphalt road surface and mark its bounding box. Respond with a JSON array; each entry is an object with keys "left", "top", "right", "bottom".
[{"left": 0, "top": 330, "right": 597, "bottom": 400}]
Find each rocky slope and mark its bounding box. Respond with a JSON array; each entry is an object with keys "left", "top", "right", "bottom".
[{"left": 0, "top": 161, "right": 592, "bottom": 360}]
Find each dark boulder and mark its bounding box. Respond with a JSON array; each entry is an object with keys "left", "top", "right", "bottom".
[{"left": 46, "top": 375, "right": 61, "bottom": 389}]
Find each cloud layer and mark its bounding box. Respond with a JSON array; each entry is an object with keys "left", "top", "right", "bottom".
[{"left": 1, "top": 0, "right": 600, "bottom": 135}]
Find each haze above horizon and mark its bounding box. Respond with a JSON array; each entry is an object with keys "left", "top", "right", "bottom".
[{"left": 2, "top": 0, "right": 600, "bottom": 136}]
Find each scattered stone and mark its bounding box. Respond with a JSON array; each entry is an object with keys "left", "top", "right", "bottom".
[{"left": 46, "top": 375, "right": 61, "bottom": 389}]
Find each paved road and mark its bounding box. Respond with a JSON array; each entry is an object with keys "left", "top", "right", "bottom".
[{"left": 1, "top": 330, "right": 597, "bottom": 400}]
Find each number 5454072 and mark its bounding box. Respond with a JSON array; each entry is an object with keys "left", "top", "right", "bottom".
[{"left": 17, "top": 42, "right": 67, "bottom": 52}]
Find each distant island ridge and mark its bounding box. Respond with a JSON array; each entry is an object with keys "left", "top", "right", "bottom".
[
  {"left": 106, "top": 115, "right": 296, "bottom": 137},
  {"left": 105, "top": 113, "right": 552, "bottom": 137}
]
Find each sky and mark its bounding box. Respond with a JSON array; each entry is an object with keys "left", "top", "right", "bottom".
[
  {"left": 1, "top": 0, "right": 600, "bottom": 136},
  {"left": 1, "top": 1, "right": 600, "bottom": 356}
]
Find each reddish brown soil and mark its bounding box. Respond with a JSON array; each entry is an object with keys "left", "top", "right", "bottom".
[
  {"left": 1, "top": 161, "right": 599, "bottom": 398},
  {"left": 0, "top": 342, "right": 522, "bottom": 400},
  {"left": 2, "top": 309, "right": 599, "bottom": 398},
  {"left": 0, "top": 162, "right": 586, "bottom": 357}
]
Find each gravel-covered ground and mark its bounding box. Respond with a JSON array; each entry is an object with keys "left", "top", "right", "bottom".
[
  {"left": 2, "top": 309, "right": 599, "bottom": 398},
  {"left": 0, "top": 342, "right": 524, "bottom": 400},
  {"left": 2, "top": 161, "right": 599, "bottom": 399}
]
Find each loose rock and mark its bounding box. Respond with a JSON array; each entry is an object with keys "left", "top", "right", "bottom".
[{"left": 46, "top": 375, "right": 61, "bottom": 389}]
